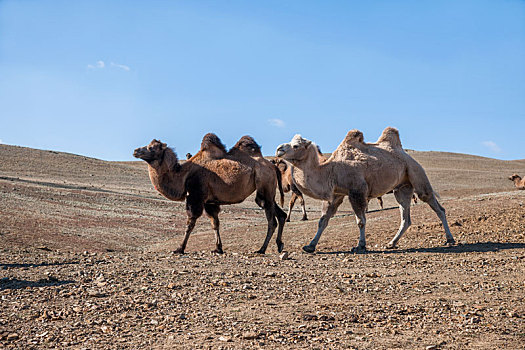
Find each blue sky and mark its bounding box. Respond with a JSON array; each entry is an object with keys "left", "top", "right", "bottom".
[{"left": 1, "top": 0, "right": 524, "bottom": 160}]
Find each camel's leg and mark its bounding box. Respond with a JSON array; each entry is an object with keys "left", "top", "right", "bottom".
[
  {"left": 303, "top": 195, "right": 344, "bottom": 253},
  {"left": 299, "top": 194, "right": 308, "bottom": 221},
  {"left": 418, "top": 191, "right": 455, "bottom": 245},
  {"left": 174, "top": 194, "right": 203, "bottom": 254},
  {"left": 348, "top": 190, "right": 368, "bottom": 252},
  {"left": 377, "top": 197, "right": 384, "bottom": 210},
  {"left": 286, "top": 192, "right": 298, "bottom": 222},
  {"left": 204, "top": 203, "right": 223, "bottom": 254},
  {"left": 255, "top": 192, "right": 279, "bottom": 254},
  {"left": 386, "top": 184, "right": 413, "bottom": 249},
  {"left": 273, "top": 203, "right": 287, "bottom": 253}
]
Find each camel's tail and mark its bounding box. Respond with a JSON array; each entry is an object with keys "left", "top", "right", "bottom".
[{"left": 274, "top": 164, "right": 285, "bottom": 207}]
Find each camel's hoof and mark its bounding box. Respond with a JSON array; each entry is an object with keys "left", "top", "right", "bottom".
[
  {"left": 211, "top": 249, "right": 224, "bottom": 254},
  {"left": 445, "top": 239, "right": 456, "bottom": 246},
  {"left": 172, "top": 248, "right": 185, "bottom": 255},
  {"left": 276, "top": 242, "right": 284, "bottom": 253},
  {"left": 302, "top": 245, "right": 316, "bottom": 253},
  {"left": 301, "top": 216, "right": 308, "bottom": 221},
  {"left": 285, "top": 218, "right": 291, "bottom": 223},
  {"left": 351, "top": 246, "right": 367, "bottom": 254},
  {"left": 254, "top": 249, "right": 266, "bottom": 254},
  {"left": 385, "top": 242, "right": 396, "bottom": 250}
]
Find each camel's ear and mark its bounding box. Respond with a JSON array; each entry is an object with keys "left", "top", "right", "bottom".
[
  {"left": 160, "top": 142, "right": 167, "bottom": 149},
  {"left": 305, "top": 140, "right": 312, "bottom": 147}
]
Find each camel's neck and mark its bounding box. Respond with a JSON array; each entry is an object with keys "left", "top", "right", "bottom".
[
  {"left": 514, "top": 176, "right": 524, "bottom": 188},
  {"left": 290, "top": 147, "right": 332, "bottom": 200},
  {"left": 148, "top": 150, "right": 188, "bottom": 201}
]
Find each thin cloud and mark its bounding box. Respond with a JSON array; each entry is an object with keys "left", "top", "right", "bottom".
[
  {"left": 482, "top": 140, "right": 502, "bottom": 153},
  {"left": 87, "top": 60, "right": 105, "bottom": 69},
  {"left": 268, "top": 118, "right": 285, "bottom": 128},
  {"left": 0, "top": 139, "right": 3, "bottom": 144},
  {"left": 111, "top": 62, "right": 130, "bottom": 71}
]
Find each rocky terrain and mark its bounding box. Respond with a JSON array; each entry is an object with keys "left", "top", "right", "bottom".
[{"left": 1, "top": 144, "right": 524, "bottom": 349}]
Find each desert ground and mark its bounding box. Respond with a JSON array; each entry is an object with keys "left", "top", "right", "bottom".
[{"left": 1, "top": 144, "right": 524, "bottom": 349}]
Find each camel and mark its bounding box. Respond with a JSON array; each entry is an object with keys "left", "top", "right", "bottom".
[
  {"left": 133, "top": 133, "right": 287, "bottom": 254},
  {"left": 275, "top": 127, "right": 455, "bottom": 253},
  {"left": 509, "top": 174, "right": 525, "bottom": 190},
  {"left": 271, "top": 159, "right": 308, "bottom": 221}
]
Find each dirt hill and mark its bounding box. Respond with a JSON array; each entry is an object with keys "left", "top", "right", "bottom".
[{"left": 1, "top": 144, "right": 524, "bottom": 349}]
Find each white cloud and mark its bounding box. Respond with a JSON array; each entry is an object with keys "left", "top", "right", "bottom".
[
  {"left": 87, "top": 60, "right": 105, "bottom": 69},
  {"left": 482, "top": 140, "right": 502, "bottom": 153},
  {"left": 111, "top": 62, "right": 130, "bottom": 71},
  {"left": 268, "top": 118, "right": 285, "bottom": 128},
  {"left": 0, "top": 139, "right": 3, "bottom": 144}
]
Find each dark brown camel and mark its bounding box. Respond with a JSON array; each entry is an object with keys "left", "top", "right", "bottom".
[{"left": 133, "top": 134, "right": 287, "bottom": 254}]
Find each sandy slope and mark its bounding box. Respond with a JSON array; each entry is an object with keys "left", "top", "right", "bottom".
[{"left": 0, "top": 144, "right": 524, "bottom": 349}]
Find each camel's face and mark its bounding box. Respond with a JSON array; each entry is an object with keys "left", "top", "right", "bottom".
[
  {"left": 133, "top": 139, "right": 167, "bottom": 163},
  {"left": 276, "top": 135, "right": 312, "bottom": 163},
  {"left": 509, "top": 174, "right": 520, "bottom": 181}
]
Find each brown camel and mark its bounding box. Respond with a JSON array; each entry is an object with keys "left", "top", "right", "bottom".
[
  {"left": 271, "top": 159, "right": 308, "bottom": 221},
  {"left": 276, "top": 127, "right": 455, "bottom": 253},
  {"left": 133, "top": 134, "right": 287, "bottom": 254},
  {"left": 509, "top": 174, "right": 525, "bottom": 190}
]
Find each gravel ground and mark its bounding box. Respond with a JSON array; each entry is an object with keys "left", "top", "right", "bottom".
[{"left": 1, "top": 144, "right": 524, "bottom": 349}]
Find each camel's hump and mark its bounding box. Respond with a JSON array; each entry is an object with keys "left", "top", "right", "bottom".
[
  {"left": 376, "top": 127, "right": 402, "bottom": 148},
  {"left": 231, "top": 135, "right": 262, "bottom": 155},
  {"left": 200, "top": 133, "right": 227, "bottom": 153},
  {"left": 342, "top": 129, "right": 364, "bottom": 145}
]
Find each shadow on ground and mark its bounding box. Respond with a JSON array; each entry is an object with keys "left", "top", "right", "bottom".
[
  {"left": 0, "top": 261, "right": 79, "bottom": 269},
  {"left": 317, "top": 242, "right": 525, "bottom": 255},
  {"left": 0, "top": 277, "right": 75, "bottom": 290}
]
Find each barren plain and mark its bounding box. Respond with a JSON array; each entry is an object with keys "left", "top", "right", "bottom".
[{"left": 1, "top": 144, "right": 524, "bottom": 349}]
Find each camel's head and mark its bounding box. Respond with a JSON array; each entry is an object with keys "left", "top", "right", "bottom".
[
  {"left": 133, "top": 139, "right": 168, "bottom": 164},
  {"left": 275, "top": 134, "right": 313, "bottom": 163},
  {"left": 509, "top": 174, "right": 521, "bottom": 181}
]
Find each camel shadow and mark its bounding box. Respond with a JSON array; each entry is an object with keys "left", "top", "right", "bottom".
[
  {"left": 0, "top": 277, "right": 75, "bottom": 290},
  {"left": 318, "top": 242, "right": 525, "bottom": 255},
  {"left": 0, "top": 261, "right": 79, "bottom": 269}
]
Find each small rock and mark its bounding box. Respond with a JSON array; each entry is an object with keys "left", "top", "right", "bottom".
[
  {"left": 242, "top": 331, "right": 258, "bottom": 340},
  {"left": 7, "top": 333, "right": 19, "bottom": 341},
  {"left": 426, "top": 346, "right": 438, "bottom": 350},
  {"left": 219, "top": 336, "right": 232, "bottom": 342}
]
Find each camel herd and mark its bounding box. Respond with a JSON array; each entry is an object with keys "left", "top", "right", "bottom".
[{"left": 134, "top": 127, "right": 523, "bottom": 254}]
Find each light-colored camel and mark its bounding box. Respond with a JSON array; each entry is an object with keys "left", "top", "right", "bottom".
[
  {"left": 271, "top": 159, "right": 308, "bottom": 221},
  {"left": 509, "top": 174, "right": 525, "bottom": 190},
  {"left": 276, "top": 127, "right": 455, "bottom": 253},
  {"left": 133, "top": 134, "right": 287, "bottom": 254}
]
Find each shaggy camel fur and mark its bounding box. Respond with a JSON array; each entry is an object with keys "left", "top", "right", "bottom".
[
  {"left": 271, "top": 159, "right": 308, "bottom": 221},
  {"left": 276, "top": 127, "right": 455, "bottom": 253},
  {"left": 134, "top": 134, "right": 287, "bottom": 254},
  {"left": 509, "top": 174, "right": 525, "bottom": 190}
]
